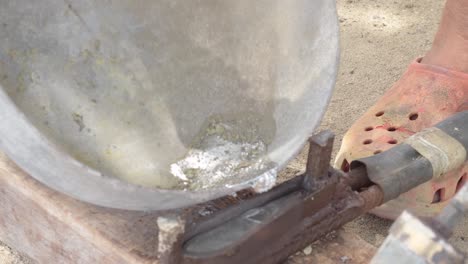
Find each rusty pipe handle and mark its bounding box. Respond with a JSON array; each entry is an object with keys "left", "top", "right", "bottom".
[{"left": 350, "top": 111, "right": 468, "bottom": 202}]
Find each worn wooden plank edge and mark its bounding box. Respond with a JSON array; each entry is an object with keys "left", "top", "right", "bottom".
[{"left": 0, "top": 152, "right": 163, "bottom": 263}]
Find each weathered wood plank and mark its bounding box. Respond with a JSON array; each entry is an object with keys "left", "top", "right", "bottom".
[{"left": 0, "top": 152, "right": 163, "bottom": 263}]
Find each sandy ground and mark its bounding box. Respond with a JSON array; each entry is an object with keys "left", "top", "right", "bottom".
[
  {"left": 0, "top": 246, "right": 31, "bottom": 264},
  {"left": 288, "top": 0, "right": 468, "bottom": 259},
  {"left": 1, "top": 0, "right": 467, "bottom": 263},
  {"left": 331, "top": 0, "right": 468, "bottom": 253}
]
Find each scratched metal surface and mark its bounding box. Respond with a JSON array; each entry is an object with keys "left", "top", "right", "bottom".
[{"left": 0, "top": 0, "right": 338, "bottom": 210}]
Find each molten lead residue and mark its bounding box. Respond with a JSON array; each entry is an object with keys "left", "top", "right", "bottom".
[{"left": 170, "top": 116, "right": 275, "bottom": 190}]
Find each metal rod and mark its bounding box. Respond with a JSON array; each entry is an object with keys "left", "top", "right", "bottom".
[
  {"left": 344, "top": 165, "right": 372, "bottom": 190},
  {"left": 303, "top": 130, "right": 334, "bottom": 190}
]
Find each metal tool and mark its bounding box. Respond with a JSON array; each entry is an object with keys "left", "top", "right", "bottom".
[
  {"left": 158, "top": 129, "right": 382, "bottom": 263},
  {"left": 156, "top": 112, "right": 468, "bottom": 263},
  {"left": 372, "top": 112, "right": 468, "bottom": 263},
  {"left": 371, "top": 180, "right": 468, "bottom": 264}
]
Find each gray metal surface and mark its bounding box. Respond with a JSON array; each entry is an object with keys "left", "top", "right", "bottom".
[
  {"left": 0, "top": 0, "right": 339, "bottom": 210},
  {"left": 372, "top": 212, "right": 464, "bottom": 264},
  {"left": 436, "top": 178, "right": 468, "bottom": 235}
]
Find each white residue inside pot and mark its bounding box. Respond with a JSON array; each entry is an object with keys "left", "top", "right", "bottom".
[{"left": 170, "top": 116, "right": 274, "bottom": 190}]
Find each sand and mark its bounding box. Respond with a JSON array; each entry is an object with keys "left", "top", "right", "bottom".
[
  {"left": 2, "top": 0, "right": 467, "bottom": 262},
  {"left": 287, "top": 0, "right": 468, "bottom": 259}
]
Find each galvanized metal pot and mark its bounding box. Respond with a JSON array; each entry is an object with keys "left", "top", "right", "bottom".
[{"left": 0, "top": 0, "right": 339, "bottom": 210}]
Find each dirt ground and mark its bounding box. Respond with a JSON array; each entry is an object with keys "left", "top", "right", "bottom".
[
  {"left": 1, "top": 0, "right": 467, "bottom": 263},
  {"left": 330, "top": 0, "right": 468, "bottom": 254},
  {"left": 287, "top": 0, "right": 468, "bottom": 261}
]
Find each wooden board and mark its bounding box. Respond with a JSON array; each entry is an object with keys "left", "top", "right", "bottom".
[
  {"left": 0, "top": 152, "right": 375, "bottom": 263},
  {"left": 0, "top": 152, "right": 163, "bottom": 263}
]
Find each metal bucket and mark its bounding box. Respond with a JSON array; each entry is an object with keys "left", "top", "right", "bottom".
[{"left": 0, "top": 0, "right": 339, "bottom": 210}]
